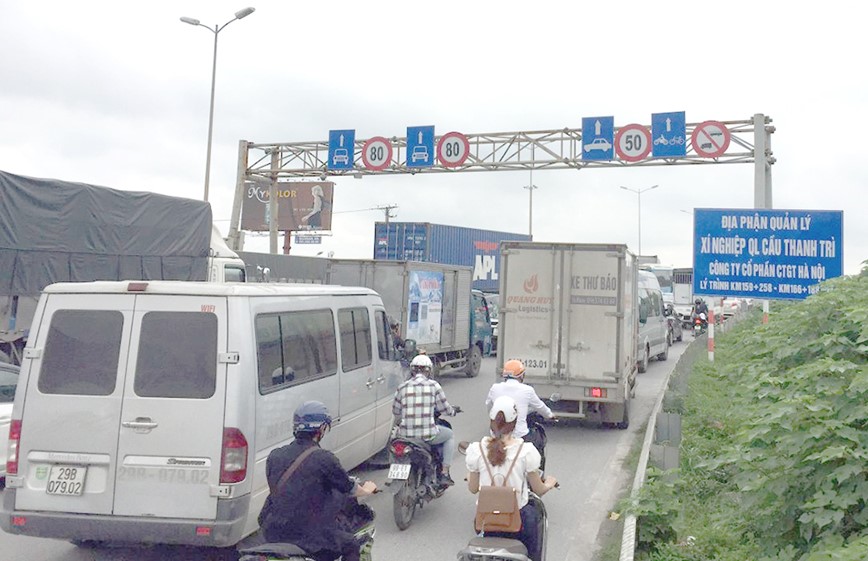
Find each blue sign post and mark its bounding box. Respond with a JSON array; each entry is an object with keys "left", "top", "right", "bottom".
[
  {"left": 407, "top": 126, "right": 435, "bottom": 168},
  {"left": 651, "top": 111, "right": 686, "bottom": 157},
  {"left": 328, "top": 129, "right": 355, "bottom": 170},
  {"left": 693, "top": 208, "right": 844, "bottom": 300},
  {"left": 581, "top": 116, "right": 614, "bottom": 161}
]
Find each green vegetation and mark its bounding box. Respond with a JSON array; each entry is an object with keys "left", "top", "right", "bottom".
[{"left": 624, "top": 266, "right": 868, "bottom": 561}]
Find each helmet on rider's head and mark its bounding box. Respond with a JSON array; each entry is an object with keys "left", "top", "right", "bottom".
[
  {"left": 293, "top": 401, "right": 332, "bottom": 437},
  {"left": 410, "top": 354, "right": 434, "bottom": 376},
  {"left": 695, "top": 298, "right": 702, "bottom": 305},
  {"left": 502, "top": 359, "right": 526, "bottom": 380}
]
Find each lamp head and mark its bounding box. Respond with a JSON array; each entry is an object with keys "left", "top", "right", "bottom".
[
  {"left": 180, "top": 16, "right": 200, "bottom": 25},
  {"left": 235, "top": 7, "right": 255, "bottom": 19}
]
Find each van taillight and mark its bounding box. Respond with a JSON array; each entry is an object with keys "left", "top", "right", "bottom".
[
  {"left": 220, "top": 428, "right": 248, "bottom": 484},
  {"left": 7, "top": 420, "right": 21, "bottom": 476}
]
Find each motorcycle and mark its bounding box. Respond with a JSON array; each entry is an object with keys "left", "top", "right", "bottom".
[
  {"left": 525, "top": 412, "right": 554, "bottom": 473},
  {"left": 238, "top": 484, "right": 376, "bottom": 561},
  {"left": 693, "top": 312, "right": 708, "bottom": 337},
  {"left": 386, "top": 409, "right": 460, "bottom": 530},
  {"left": 456, "top": 491, "right": 549, "bottom": 561}
]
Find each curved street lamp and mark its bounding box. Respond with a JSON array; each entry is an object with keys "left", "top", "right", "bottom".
[
  {"left": 620, "top": 184, "right": 659, "bottom": 256},
  {"left": 181, "top": 7, "right": 256, "bottom": 202}
]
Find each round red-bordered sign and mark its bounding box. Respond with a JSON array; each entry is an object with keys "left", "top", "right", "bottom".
[
  {"left": 436, "top": 131, "right": 470, "bottom": 168},
  {"left": 362, "top": 136, "right": 393, "bottom": 171},
  {"left": 615, "top": 124, "right": 652, "bottom": 162},
  {"left": 691, "top": 121, "right": 731, "bottom": 158}
]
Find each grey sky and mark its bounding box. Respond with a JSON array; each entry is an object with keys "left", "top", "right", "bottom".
[{"left": 2, "top": 1, "right": 865, "bottom": 275}]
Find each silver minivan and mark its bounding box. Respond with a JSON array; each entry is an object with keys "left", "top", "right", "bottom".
[
  {"left": 1, "top": 281, "right": 403, "bottom": 546},
  {"left": 636, "top": 270, "right": 669, "bottom": 372}
]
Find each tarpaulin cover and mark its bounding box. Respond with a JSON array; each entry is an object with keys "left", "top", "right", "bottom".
[{"left": 0, "top": 170, "right": 211, "bottom": 295}]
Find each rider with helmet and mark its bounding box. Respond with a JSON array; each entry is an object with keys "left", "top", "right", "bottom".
[
  {"left": 693, "top": 297, "right": 709, "bottom": 317},
  {"left": 486, "top": 359, "right": 555, "bottom": 456},
  {"left": 258, "top": 401, "right": 377, "bottom": 561},
  {"left": 392, "top": 354, "right": 459, "bottom": 486}
]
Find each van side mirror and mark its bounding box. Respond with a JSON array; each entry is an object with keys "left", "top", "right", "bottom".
[{"left": 403, "top": 339, "right": 417, "bottom": 358}]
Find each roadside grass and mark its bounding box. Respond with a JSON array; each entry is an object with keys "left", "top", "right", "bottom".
[{"left": 621, "top": 268, "right": 868, "bottom": 561}]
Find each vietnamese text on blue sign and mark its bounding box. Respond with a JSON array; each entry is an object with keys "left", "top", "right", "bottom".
[{"left": 692, "top": 208, "right": 843, "bottom": 300}]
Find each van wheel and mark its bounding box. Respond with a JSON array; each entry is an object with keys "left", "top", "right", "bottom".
[
  {"left": 464, "top": 346, "right": 482, "bottom": 378},
  {"left": 657, "top": 339, "right": 669, "bottom": 361},
  {"left": 638, "top": 346, "right": 649, "bottom": 373}
]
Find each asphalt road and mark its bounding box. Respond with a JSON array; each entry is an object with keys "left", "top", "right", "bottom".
[{"left": 0, "top": 348, "right": 685, "bottom": 561}]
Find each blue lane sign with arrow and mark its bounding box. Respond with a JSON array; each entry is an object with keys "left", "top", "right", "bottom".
[
  {"left": 651, "top": 111, "right": 686, "bottom": 157},
  {"left": 407, "top": 125, "right": 435, "bottom": 168},
  {"left": 328, "top": 129, "right": 355, "bottom": 170},
  {"left": 581, "top": 116, "right": 614, "bottom": 161}
]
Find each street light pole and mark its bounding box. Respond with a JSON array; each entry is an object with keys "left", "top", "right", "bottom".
[
  {"left": 181, "top": 7, "right": 255, "bottom": 202},
  {"left": 524, "top": 167, "right": 538, "bottom": 239},
  {"left": 620, "top": 184, "right": 659, "bottom": 256}
]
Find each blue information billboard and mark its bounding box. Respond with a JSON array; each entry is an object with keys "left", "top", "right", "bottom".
[{"left": 693, "top": 208, "right": 843, "bottom": 300}]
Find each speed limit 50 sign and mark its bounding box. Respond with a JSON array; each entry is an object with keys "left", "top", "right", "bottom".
[{"left": 615, "top": 124, "right": 652, "bottom": 162}]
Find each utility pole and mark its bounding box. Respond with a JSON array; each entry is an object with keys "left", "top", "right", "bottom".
[{"left": 376, "top": 204, "right": 398, "bottom": 223}]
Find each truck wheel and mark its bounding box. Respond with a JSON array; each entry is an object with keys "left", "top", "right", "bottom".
[
  {"left": 616, "top": 399, "right": 630, "bottom": 430},
  {"left": 657, "top": 340, "right": 669, "bottom": 361},
  {"left": 464, "top": 346, "right": 482, "bottom": 378},
  {"left": 638, "top": 346, "right": 649, "bottom": 373}
]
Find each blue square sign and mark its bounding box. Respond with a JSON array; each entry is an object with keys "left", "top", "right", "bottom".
[
  {"left": 407, "top": 125, "right": 435, "bottom": 168},
  {"left": 581, "top": 116, "right": 614, "bottom": 161},
  {"left": 328, "top": 129, "right": 355, "bottom": 170},
  {"left": 651, "top": 111, "right": 686, "bottom": 157}
]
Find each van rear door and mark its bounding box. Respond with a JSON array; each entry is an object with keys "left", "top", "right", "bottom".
[
  {"left": 112, "top": 294, "right": 228, "bottom": 519},
  {"left": 15, "top": 294, "right": 135, "bottom": 515}
]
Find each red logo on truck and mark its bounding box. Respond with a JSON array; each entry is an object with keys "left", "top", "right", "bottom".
[{"left": 523, "top": 274, "right": 538, "bottom": 294}]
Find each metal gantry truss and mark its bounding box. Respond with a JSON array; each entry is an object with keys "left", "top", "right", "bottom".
[{"left": 228, "top": 114, "right": 774, "bottom": 250}]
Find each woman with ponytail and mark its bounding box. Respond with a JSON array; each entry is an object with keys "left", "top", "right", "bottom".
[{"left": 465, "top": 396, "right": 558, "bottom": 561}]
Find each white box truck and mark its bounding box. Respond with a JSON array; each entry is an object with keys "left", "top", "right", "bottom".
[{"left": 497, "top": 242, "right": 638, "bottom": 428}]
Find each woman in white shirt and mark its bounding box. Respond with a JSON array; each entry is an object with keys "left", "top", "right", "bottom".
[{"left": 466, "top": 395, "right": 558, "bottom": 561}]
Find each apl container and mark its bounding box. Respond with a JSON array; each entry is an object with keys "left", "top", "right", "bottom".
[{"left": 373, "top": 222, "right": 531, "bottom": 292}]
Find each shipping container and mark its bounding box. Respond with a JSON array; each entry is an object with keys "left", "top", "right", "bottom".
[{"left": 372, "top": 222, "right": 532, "bottom": 292}]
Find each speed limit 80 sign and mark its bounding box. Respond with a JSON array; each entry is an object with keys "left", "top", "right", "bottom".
[
  {"left": 436, "top": 131, "right": 470, "bottom": 168},
  {"left": 362, "top": 136, "right": 393, "bottom": 171},
  {"left": 615, "top": 124, "right": 652, "bottom": 162}
]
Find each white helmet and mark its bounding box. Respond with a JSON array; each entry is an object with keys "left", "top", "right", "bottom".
[{"left": 410, "top": 354, "right": 433, "bottom": 376}]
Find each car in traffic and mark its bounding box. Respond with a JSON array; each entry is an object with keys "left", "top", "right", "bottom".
[
  {"left": 0, "top": 361, "right": 20, "bottom": 488},
  {"left": 721, "top": 297, "right": 745, "bottom": 318},
  {"left": 663, "top": 303, "right": 683, "bottom": 344}
]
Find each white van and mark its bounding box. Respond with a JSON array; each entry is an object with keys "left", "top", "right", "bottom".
[
  {"left": 1, "top": 281, "right": 404, "bottom": 546},
  {"left": 636, "top": 270, "right": 669, "bottom": 372}
]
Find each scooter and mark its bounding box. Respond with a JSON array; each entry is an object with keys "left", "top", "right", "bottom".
[
  {"left": 693, "top": 312, "right": 708, "bottom": 337},
  {"left": 525, "top": 412, "right": 553, "bottom": 473},
  {"left": 386, "top": 409, "right": 460, "bottom": 530},
  {"left": 238, "top": 486, "right": 376, "bottom": 561},
  {"left": 456, "top": 491, "right": 550, "bottom": 561}
]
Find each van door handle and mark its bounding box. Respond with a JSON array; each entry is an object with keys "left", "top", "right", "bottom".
[
  {"left": 365, "top": 378, "right": 375, "bottom": 389},
  {"left": 376, "top": 375, "right": 386, "bottom": 384},
  {"left": 122, "top": 417, "right": 158, "bottom": 431}
]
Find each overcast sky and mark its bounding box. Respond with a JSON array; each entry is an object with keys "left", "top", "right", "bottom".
[{"left": 2, "top": 1, "right": 865, "bottom": 275}]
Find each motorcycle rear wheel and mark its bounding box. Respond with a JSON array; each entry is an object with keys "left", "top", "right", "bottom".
[{"left": 393, "top": 471, "right": 417, "bottom": 530}]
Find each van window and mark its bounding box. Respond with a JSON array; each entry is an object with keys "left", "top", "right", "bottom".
[
  {"left": 134, "top": 312, "right": 218, "bottom": 399},
  {"left": 375, "top": 310, "right": 400, "bottom": 361},
  {"left": 338, "top": 307, "right": 372, "bottom": 371},
  {"left": 256, "top": 309, "right": 338, "bottom": 393},
  {"left": 38, "top": 310, "right": 123, "bottom": 396}
]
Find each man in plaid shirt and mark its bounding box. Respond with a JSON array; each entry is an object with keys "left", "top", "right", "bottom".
[{"left": 393, "top": 354, "right": 459, "bottom": 486}]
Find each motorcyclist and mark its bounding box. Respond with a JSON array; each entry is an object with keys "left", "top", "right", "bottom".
[
  {"left": 693, "top": 297, "right": 709, "bottom": 318},
  {"left": 485, "top": 359, "right": 555, "bottom": 457},
  {"left": 389, "top": 318, "right": 405, "bottom": 350},
  {"left": 466, "top": 396, "right": 558, "bottom": 561},
  {"left": 258, "top": 401, "right": 377, "bottom": 561},
  {"left": 392, "top": 354, "right": 459, "bottom": 486}
]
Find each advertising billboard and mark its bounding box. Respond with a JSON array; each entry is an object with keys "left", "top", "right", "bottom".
[
  {"left": 241, "top": 181, "right": 334, "bottom": 232},
  {"left": 693, "top": 208, "right": 843, "bottom": 300}
]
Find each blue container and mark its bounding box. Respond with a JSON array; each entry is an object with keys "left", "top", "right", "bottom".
[{"left": 373, "top": 222, "right": 531, "bottom": 292}]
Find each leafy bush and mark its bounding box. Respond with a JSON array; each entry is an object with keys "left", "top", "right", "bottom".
[{"left": 627, "top": 271, "right": 868, "bottom": 561}]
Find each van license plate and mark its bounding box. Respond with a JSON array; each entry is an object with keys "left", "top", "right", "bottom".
[
  {"left": 46, "top": 465, "right": 87, "bottom": 496},
  {"left": 388, "top": 463, "right": 411, "bottom": 480}
]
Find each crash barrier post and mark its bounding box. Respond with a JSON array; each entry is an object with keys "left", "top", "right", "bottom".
[{"left": 707, "top": 309, "right": 715, "bottom": 362}]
